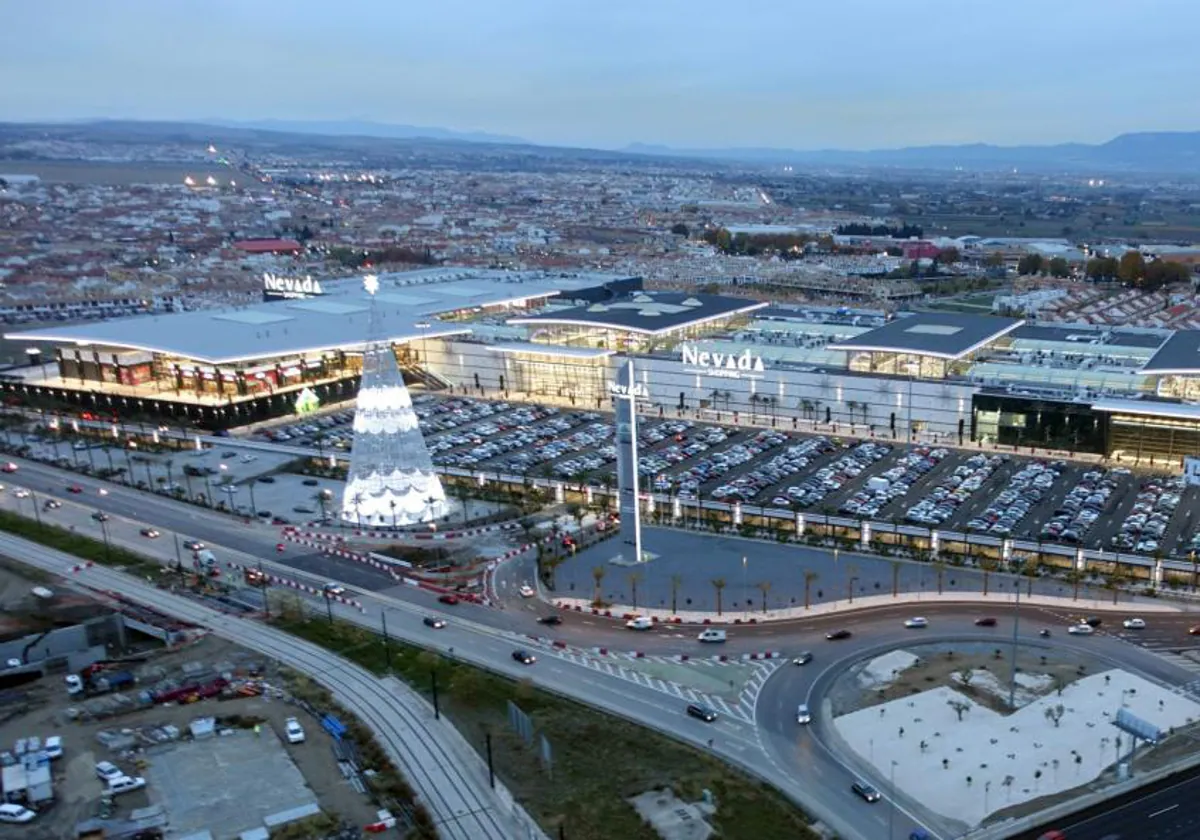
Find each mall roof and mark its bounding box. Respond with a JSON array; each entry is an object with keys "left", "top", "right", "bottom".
[
  {"left": 828, "top": 312, "right": 1025, "bottom": 360},
  {"left": 1138, "top": 330, "right": 1200, "bottom": 375},
  {"left": 505, "top": 292, "right": 767, "bottom": 335},
  {"left": 5, "top": 271, "right": 613, "bottom": 365}
]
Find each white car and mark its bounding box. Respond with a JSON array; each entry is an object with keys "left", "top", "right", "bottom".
[
  {"left": 241, "top": 454, "right": 257, "bottom": 463},
  {"left": 13, "top": 489, "right": 28, "bottom": 498},
  {"left": 1123, "top": 618, "right": 1146, "bottom": 630},
  {"left": 0, "top": 803, "right": 36, "bottom": 823},
  {"left": 626, "top": 616, "right": 654, "bottom": 631},
  {"left": 1068, "top": 624, "right": 1095, "bottom": 635},
  {"left": 285, "top": 717, "right": 305, "bottom": 744},
  {"left": 518, "top": 584, "right": 535, "bottom": 598},
  {"left": 904, "top": 617, "right": 929, "bottom": 629},
  {"left": 323, "top": 583, "right": 346, "bottom": 597},
  {"left": 796, "top": 703, "right": 812, "bottom": 724},
  {"left": 43, "top": 735, "right": 62, "bottom": 760},
  {"left": 106, "top": 775, "right": 146, "bottom": 795},
  {"left": 95, "top": 761, "right": 123, "bottom": 782}
]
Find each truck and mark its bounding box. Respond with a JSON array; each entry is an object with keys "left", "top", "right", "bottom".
[{"left": 88, "top": 671, "right": 134, "bottom": 695}]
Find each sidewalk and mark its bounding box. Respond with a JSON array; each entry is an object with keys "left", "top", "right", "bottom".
[{"left": 554, "top": 588, "right": 1187, "bottom": 625}]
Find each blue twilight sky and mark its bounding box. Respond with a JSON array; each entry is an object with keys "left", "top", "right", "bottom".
[{"left": 2, "top": 0, "right": 1197, "bottom": 150}]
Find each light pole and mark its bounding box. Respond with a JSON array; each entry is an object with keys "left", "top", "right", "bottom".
[
  {"left": 888, "top": 760, "right": 898, "bottom": 840},
  {"left": 1008, "top": 571, "right": 1022, "bottom": 710},
  {"left": 97, "top": 512, "right": 111, "bottom": 564},
  {"left": 28, "top": 489, "right": 42, "bottom": 527},
  {"left": 741, "top": 555, "right": 748, "bottom": 619}
]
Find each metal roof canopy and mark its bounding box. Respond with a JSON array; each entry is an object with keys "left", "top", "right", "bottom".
[
  {"left": 1139, "top": 330, "right": 1200, "bottom": 375},
  {"left": 1091, "top": 397, "right": 1200, "bottom": 421},
  {"left": 505, "top": 292, "right": 768, "bottom": 336},
  {"left": 828, "top": 312, "right": 1025, "bottom": 360},
  {"left": 5, "top": 271, "right": 615, "bottom": 365}
]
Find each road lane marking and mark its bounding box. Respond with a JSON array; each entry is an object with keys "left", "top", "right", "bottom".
[{"left": 1148, "top": 804, "right": 1179, "bottom": 818}]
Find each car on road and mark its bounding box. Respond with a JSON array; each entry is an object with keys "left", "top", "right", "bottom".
[
  {"left": 43, "top": 499, "right": 61, "bottom": 510},
  {"left": 512, "top": 650, "right": 536, "bottom": 665},
  {"left": 423, "top": 617, "right": 447, "bottom": 629},
  {"left": 974, "top": 617, "right": 997, "bottom": 627},
  {"left": 792, "top": 651, "right": 814, "bottom": 666},
  {"left": 1, "top": 462, "right": 17, "bottom": 473},
  {"left": 697, "top": 629, "right": 727, "bottom": 643},
  {"left": 13, "top": 489, "right": 28, "bottom": 498},
  {"left": 796, "top": 703, "right": 811, "bottom": 724},
  {"left": 686, "top": 703, "right": 718, "bottom": 722},
  {"left": 183, "top": 540, "right": 204, "bottom": 551},
  {"left": 1083, "top": 616, "right": 1102, "bottom": 627},
  {"left": 438, "top": 593, "right": 460, "bottom": 605},
  {"left": 826, "top": 629, "right": 852, "bottom": 641},
  {"left": 1123, "top": 617, "right": 1146, "bottom": 630},
  {"left": 904, "top": 617, "right": 929, "bottom": 629},
  {"left": 537, "top": 615, "right": 562, "bottom": 626},
  {"left": 139, "top": 528, "right": 160, "bottom": 538},
  {"left": 1191, "top": 625, "right": 1200, "bottom": 636},
  {"left": 851, "top": 781, "right": 882, "bottom": 803},
  {"left": 91, "top": 512, "right": 110, "bottom": 522},
  {"left": 1068, "top": 624, "right": 1095, "bottom": 635},
  {"left": 626, "top": 616, "right": 654, "bottom": 631},
  {"left": 0, "top": 803, "right": 36, "bottom": 823},
  {"left": 95, "top": 761, "right": 123, "bottom": 782},
  {"left": 323, "top": 583, "right": 346, "bottom": 597},
  {"left": 285, "top": 717, "right": 305, "bottom": 743},
  {"left": 518, "top": 584, "right": 535, "bottom": 598},
  {"left": 67, "top": 484, "right": 83, "bottom": 493}
]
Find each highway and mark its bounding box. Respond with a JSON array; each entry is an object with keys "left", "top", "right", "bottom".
[
  {"left": 6, "top": 453, "right": 1200, "bottom": 840},
  {"left": 1052, "top": 770, "right": 1200, "bottom": 839}
]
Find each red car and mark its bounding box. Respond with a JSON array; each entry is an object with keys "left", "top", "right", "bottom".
[
  {"left": 66, "top": 484, "right": 83, "bottom": 494},
  {"left": 1, "top": 462, "right": 17, "bottom": 473},
  {"left": 438, "top": 594, "right": 460, "bottom": 605}
]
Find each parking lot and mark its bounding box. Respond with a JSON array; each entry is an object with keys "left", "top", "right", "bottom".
[{"left": 247, "top": 394, "right": 1200, "bottom": 560}]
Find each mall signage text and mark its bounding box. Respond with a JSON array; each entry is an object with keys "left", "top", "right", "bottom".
[
  {"left": 681, "top": 343, "right": 765, "bottom": 379},
  {"left": 263, "top": 272, "right": 325, "bottom": 299},
  {"left": 609, "top": 381, "right": 649, "bottom": 399}
]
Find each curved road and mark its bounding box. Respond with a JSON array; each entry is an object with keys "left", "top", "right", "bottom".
[{"left": 6, "top": 455, "right": 1200, "bottom": 840}]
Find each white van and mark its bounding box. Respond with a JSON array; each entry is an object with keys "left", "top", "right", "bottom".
[
  {"left": 697, "top": 629, "right": 727, "bottom": 643},
  {"left": 796, "top": 704, "right": 812, "bottom": 724},
  {"left": 625, "top": 616, "right": 654, "bottom": 631},
  {"left": 43, "top": 736, "right": 63, "bottom": 760},
  {"left": 106, "top": 775, "right": 146, "bottom": 795}
]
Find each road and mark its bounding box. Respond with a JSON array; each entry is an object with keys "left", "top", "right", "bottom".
[
  {"left": 0, "top": 531, "right": 530, "bottom": 840},
  {"left": 7, "top": 454, "right": 1200, "bottom": 840},
  {"left": 1052, "top": 770, "right": 1200, "bottom": 839}
]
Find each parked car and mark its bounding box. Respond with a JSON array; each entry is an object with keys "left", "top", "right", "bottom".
[
  {"left": 285, "top": 718, "right": 305, "bottom": 744},
  {"left": 107, "top": 775, "right": 147, "bottom": 795},
  {"left": 43, "top": 736, "right": 62, "bottom": 760},
  {"left": 95, "top": 761, "right": 123, "bottom": 782},
  {"left": 0, "top": 803, "right": 36, "bottom": 823}
]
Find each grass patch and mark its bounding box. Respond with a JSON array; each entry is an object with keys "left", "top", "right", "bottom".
[
  {"left": 0, "top": 507, "right": 164, "bottom": 578},
  {"left": 272, "top": 602, "right": 817, "bottom": 840}
]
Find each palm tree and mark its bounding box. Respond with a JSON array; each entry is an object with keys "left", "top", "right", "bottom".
[
  {"left": 1065, "top": 568, "right": 1085, "bottom": 601},
  {"left": 628, "top": 571, "right": 643, "bottom": 610},
  {"left": 389, "top": 499, "right": 398, "bottom": 529},
  {"left": 756, "top": 581, "right": 771, "bottom": 613},
  {"left": 315, "top": 491, "right": 329, "bottom": 521},
  {"left": 1021, "top": 557, "right": 1039, "bottom": 597},
  {"left": 669, "top": 574, "right": 684, "bottom": 615},
  {"left": 934, "top": 560, "right": 946, "bottom": 595},
  {"left": 591, "top": 565, "right": 606, "bottom": 605},
  {"left": 980, "top": 557, "right": 998, "bottom": 597},
  {"left": 1103, "top": 570, "right": 1126, "bottom": 605},
  {"left": 803, "top": 570, "right": 818, "bottom": 609},
  {"left": 164, "top": 458, "right": 175, "bottom": 493},
  {"left": 890, "top": 560, "right": 901, "bottom": 597},
  {"left": 711, "top": 577, "right": 726, "bottom": 616}
]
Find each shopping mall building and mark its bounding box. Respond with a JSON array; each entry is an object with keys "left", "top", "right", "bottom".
[{"left": 5, "top": 266, "right": 1200, "bottom": 465}]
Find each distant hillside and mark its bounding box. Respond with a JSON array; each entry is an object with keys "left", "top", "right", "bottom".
[
  {"left": 624, "top": 131, "right": 1200, "bottom": 174},
  {"left": 201, "top": 118, "right": 528, "bottom": 146}
]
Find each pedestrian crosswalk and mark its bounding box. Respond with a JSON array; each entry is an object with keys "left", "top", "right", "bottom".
[{"left": 534, "top": 646, "right": 778, "bottom": 723}]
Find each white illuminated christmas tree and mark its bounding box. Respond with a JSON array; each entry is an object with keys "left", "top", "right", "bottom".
[{"left": 341, "top": 275, "right": 448, "bottom": 528}]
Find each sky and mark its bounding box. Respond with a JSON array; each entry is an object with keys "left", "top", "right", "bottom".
[{"left": 2, "top": 0, "right": 1198, "bottom": 151}]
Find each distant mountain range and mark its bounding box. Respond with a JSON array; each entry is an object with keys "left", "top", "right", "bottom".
[
  {"left": 200, "top": 118, "right": 528, "bottom": 146},
  {"left": 624, "top": 132, "right": 1200, "bottom": 173}
]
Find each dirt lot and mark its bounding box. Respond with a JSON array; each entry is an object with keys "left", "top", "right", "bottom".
[
  {"left": 828, "top": 640, "right": 1107, "bottom": 717},
  {"left": 0, "top": 632, "right": 379, "bottom": 839}
]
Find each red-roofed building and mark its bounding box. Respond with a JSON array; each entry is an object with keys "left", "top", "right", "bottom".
[
  {"left": 233, "top": 238, "right": 302, "bottom": 255},
  {"left": 903, "top": 241, "right": 941, "bottom": 260}
]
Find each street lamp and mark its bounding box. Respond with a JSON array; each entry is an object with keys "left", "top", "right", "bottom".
[
  {"left": 741, "top": 555, "right": 748, "bottom": 619},
  {"left": 888, "top": 760, "right": 898, "bottom": 840},
  {"left": 1008, "top": 570, "right": 1023, "bottom": 710},
  {"left": 96, "top": 512, "right": 111, "bottom": 563}
]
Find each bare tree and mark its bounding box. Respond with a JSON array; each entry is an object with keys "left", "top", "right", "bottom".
[
  {"left": 947, "top": 699, "right": 971, "bottom": 721},
  {"left": 956, "top": 667, "right": 975, "bottom": 688},
  {"left": 711, "top": 577, "right": 726, "bottom": 616},
  {"left": 1044, "top": 704, "right": 1065, "bottom": 728},
  {"left": 756, "top": 580, "right": 772, "bottom": 613}
]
